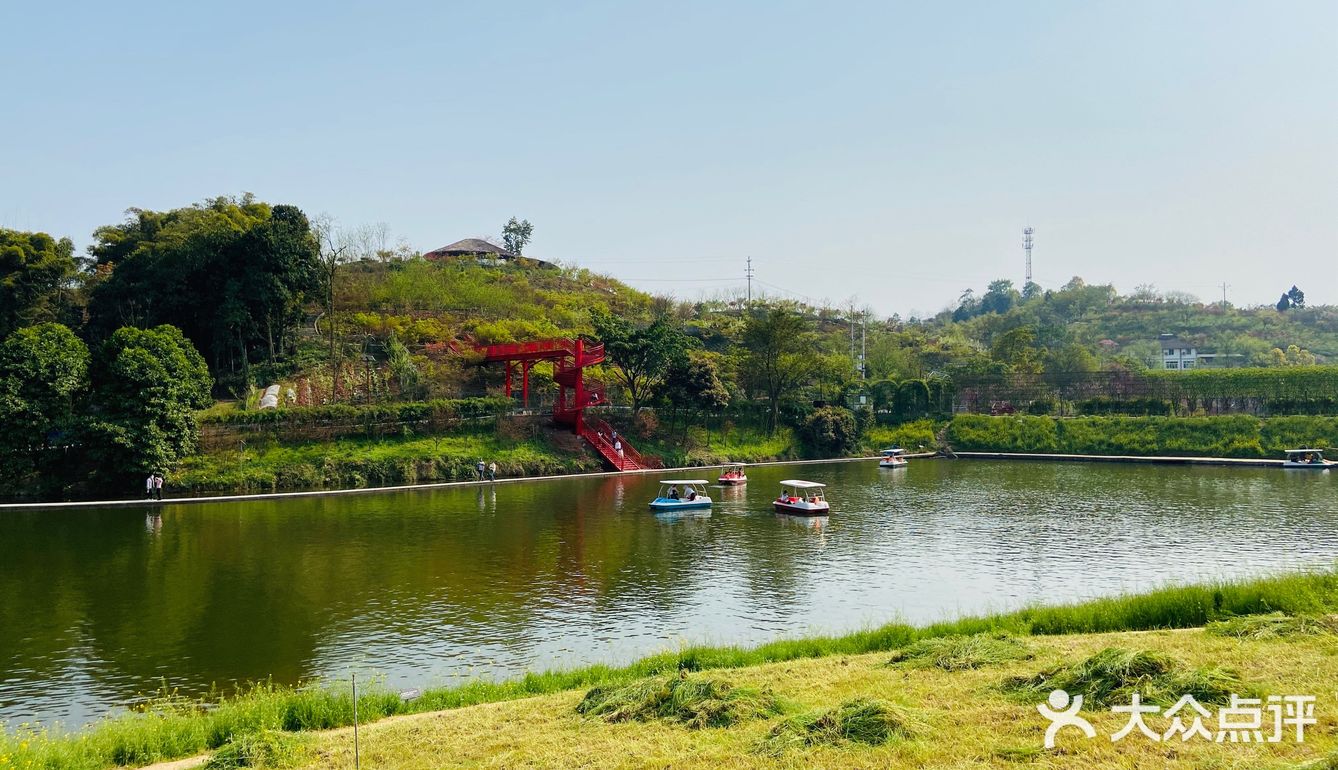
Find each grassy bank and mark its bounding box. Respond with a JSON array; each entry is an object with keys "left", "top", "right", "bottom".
[
  {"left": 948, "top": 414, "right": 1338, "bottom": 459},
  {"left": 5, "top": 570, "right": 1336, "bottom": 770},
  {"left": 276, "top": 626, "right": 1338, "bottom": 768},
  {"left": 174, "top": 427, "right": 599, "bottom": 493}
]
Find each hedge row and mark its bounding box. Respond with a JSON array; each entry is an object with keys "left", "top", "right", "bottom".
[
  {"left": 200, "top": 397, "right": 514, "bottom": 426},
  {"left": 947, "top": 414, "right": 1338, "bottom": 459}
]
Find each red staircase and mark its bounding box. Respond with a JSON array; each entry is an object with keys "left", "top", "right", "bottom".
[{"left": 473, "top": 338, "right": 655, "bottom": 471}]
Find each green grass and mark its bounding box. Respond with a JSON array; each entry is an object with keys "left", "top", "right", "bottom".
[
  {"left": 759, "top": 698, "right": 920, "bottom": 754},
  {"left": 4, "top": 569, "right": 1336, "bottom": 770},
  {"left": 1206, "top": 612, "right": 1338, "bottom": 640},
  {"left": 175, "top": 429, "right": 599, "bottom": 492},
  {"left": 886, "top": 633, "right": 1033, "bottom": 671},
  {"left": 862, "top": 420, "right": 940, "bottom": 454},
  {"left": 202, "top": 730, "right": 310, "bottom": 770},
  {"left": 1002, "top": 646, "right": 1246, "bottom": 707},
  {"left": 575, "top": 675, "right": 783, "bottom": 729}
]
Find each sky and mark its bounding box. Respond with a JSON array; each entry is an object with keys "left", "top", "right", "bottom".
[{"left": 3, "top": 1, "right": 1335, "bottom": 319}]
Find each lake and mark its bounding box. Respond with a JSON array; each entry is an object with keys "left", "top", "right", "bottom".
[{"left": 2, "top": 458, "right": 1334, "bottom": 727}]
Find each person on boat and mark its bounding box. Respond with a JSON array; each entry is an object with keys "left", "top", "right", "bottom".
[
  {"left": 668, "top": 486, "right": 679, "bottom": 499},
  {"left": 686, "top": 488, "right": 697, "bottom": 501}
]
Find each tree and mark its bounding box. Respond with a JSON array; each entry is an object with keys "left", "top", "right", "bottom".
[
  {"left": 797, "top": 405, "right": 858, "bottom": 456},
  {"left": 87, "top": 196, "right": 321, "bottom": 386},
  {"left": 1287, "top": 285, "right": 1305, "bottom": 309},
  {"left": 502, "top": 217, "right": 534, "bottom": 255},
  {"left": 1276, "top": 293, "right": 1291, "bottom": 312},
  {"left": 0, "top": 228, "right": 77, "bottom": 337},
  {"left": 660, "top": 352, "right": 729, "bottom": 416},
  {"left": 0, "top": 324, "right": 89, "bottom": 494},
  {"left": 591, "top": 310, "right": 691, "bottom": 412},
  {"left": 894, "top": 379, "right": 930, "bottom": 420},
  {"left": 741, "top": 306, "right": 814, "bottom": 433},
  {"left": 85, "top": 325, "right": 212, "bottom": 481},
  {"left": 980, "top": 279, "right": 1019, "bottom": 315},
  {"left": 1267, "top": 345, "right": 1316, "bottom": 367},
  {"left": 1021, "top": 281, "right": 1043, "bottom": 301}
]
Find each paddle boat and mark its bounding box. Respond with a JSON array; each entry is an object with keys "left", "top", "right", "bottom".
[
  {"left": 718, "top": 463, "right": 748, "bottom": 485},
  {"left": 1283, "top": 449, "right": 1334, "bottom": 469},
  {"left": 649, "top": 480, "right": 713, "bottom": 511},
  {"left": 773, "top": 480, "right": 830, "bottom": 515},
  {"left": 878, "top": 447, "right": 908, "bottom": 469}
]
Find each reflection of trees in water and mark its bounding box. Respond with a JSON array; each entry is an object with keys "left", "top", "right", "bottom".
[{"left": 5, "top": 461, "right": 1332, "bottom": 724}]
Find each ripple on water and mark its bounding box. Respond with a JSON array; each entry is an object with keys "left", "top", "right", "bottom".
[{"left": 1, "top": 459, "right": 1334, "bottom": 727}]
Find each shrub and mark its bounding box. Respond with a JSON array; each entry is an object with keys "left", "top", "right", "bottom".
[{"left": 797, "top": 406, "right": 858, "bottom": 456}]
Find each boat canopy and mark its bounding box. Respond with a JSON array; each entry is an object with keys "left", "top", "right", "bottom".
[
  {"left": 1285, "top": 449, "right": 1325, "bottom": 454},
  {"left": 881, "top": 447, "right": 905, "bottom": 455},
  {"left": 659, "top": 479, "right": 709, "bottom": 485},
  {"left": 779, "top": 480, "right": 826, "bottom": 489}
]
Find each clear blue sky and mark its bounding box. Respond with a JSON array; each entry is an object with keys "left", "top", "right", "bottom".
[{"left": 3, "top": 1, "right": 1334, "bottom": 318}]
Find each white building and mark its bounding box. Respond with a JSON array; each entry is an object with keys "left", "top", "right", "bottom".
[{"left": 1158, "top": 333, "right": 1198, "bottom": 370}]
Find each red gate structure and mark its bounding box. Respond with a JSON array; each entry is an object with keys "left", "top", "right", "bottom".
[{"left": 474, "top": 338, "right": 655, "bottom": 471}]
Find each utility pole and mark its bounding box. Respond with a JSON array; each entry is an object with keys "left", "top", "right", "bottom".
[
  {"left": 1220, "top": 282, "right": 1230, "bottom": 308},
  {"left": 1023, "top": 227, "right": 1034, "bottom": 284},
  {"left": 745, "top": 256, "right": 754, "bottom": 305},
  {"left": 860, "top": 314, "right": 866, "bottom": 381}
]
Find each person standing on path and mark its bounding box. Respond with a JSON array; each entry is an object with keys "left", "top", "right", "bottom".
[
  {"left": 475, "top": 459, "right": 486, "bottom": 481},
  {"left": 145, "top": 474, "right": 155, "bottom": 500},
  {"left": 487, "top": 461, "right": 497, "bottom": 481},
  {"left": 153, "top": 473, "right": 164, "bottom": 500},
  {"left": 614, "top": 439, "right": 624, "bottom": 463}
]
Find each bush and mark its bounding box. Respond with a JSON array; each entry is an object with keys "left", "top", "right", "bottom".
[
  {"left": 946, "top": 414, "right": 1338, "bottom": 459},
  {"left": 1026, "top": 399, "right": 1054, "bottom": 416},
  {"left": 199, "top": 397, "right": 511, "bottom": 427},
  {"left": 797, "top": 406, "right": 859, "bottom": 456}
]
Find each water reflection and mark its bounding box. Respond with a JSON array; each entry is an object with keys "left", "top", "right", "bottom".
[{"left": 1, "top": 459, "right": 1334, "bottom": 727}]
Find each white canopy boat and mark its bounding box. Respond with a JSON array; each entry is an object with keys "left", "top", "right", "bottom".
[
  {"left": 1283, "top": 449, "right": 1334, "bottom": 469},
  {"left": 878, "top": 447, "right": 908, "bottom": 468},
  {"left": 773, "top": 480, "right": 830, "bottom": 515},
  {"left": 718, "top": 463, "right": 748, "bottom": 485},
  {"left": 649, "top": 480, "right": 713, "bottom": 511}
]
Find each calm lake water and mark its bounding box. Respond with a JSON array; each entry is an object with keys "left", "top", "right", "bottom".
[{"left": 2, "top": 458, "right": 1335, "bottom": 727}]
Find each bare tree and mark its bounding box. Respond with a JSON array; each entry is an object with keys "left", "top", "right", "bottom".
[{"left": 313, "top": 215, "right": 356, "bottom": 401}]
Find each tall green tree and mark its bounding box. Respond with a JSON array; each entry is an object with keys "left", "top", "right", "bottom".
[
  {"left": 0, "top": 229, "right": 77, "bottom": 337},
  {"left": 0, "top": 323, "right": 89, "bottom": 494},
  {"left": 741, "top": 306, "right": 814, "bottom": 433},
  {"left": 1287, "top": 285, "right": 1306, "bottom": 309},
  {"left": 87, "top": 196, "right": 321, "bottom": 386},
  {"left": 591, "top": 310, "right": 691, "bottom": 411},
  {"left": 502, "top": 217, "right": 534, "bottom": 255},
  {"left": 85, "top": 325, "right": 212, "bottom": 482},
  {"left": 660, "top": 352, "right": 729, "bottom": 416}
]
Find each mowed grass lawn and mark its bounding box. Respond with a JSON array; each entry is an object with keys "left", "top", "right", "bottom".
[{"left": 294, "top": 628, "right": 1338, "bottom": 769}]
